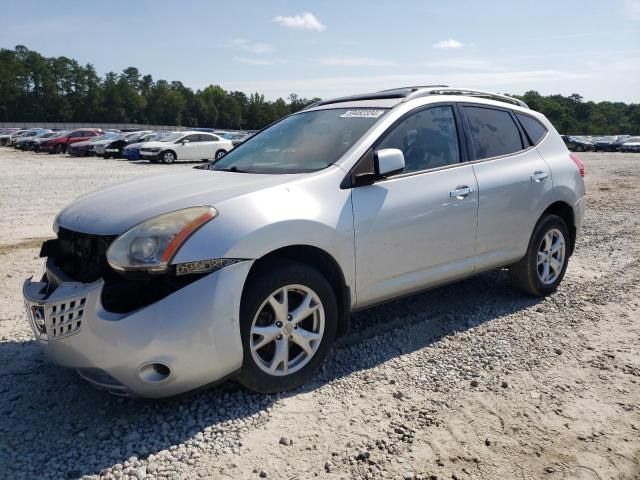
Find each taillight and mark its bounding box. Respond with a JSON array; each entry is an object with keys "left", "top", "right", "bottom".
[{"left": 570, "top": 153, "right": 585, "bottom": 177}]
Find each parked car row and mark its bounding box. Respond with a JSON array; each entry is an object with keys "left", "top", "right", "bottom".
[
  {"left": 0, "top": 127, "right": 254, "bottom": 163},
  {"left": 560, "top": 134, "right": 639, "bottom": 152}
]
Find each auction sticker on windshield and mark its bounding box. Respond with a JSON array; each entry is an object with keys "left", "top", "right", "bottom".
[{"left": 340, "top": 110, "right": 385, "bottom": 118}]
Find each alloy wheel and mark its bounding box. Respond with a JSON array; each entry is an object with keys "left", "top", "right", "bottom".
[
  {"left": 250, "top": 284, "right": 325, "bottom": 376},
  {"left": 537, "top": 228, "right": 566, "bottom": 285}
]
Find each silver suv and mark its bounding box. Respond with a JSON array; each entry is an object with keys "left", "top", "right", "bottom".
[{"left": 23, "top": 87, "right": 586, "bottom": 397}]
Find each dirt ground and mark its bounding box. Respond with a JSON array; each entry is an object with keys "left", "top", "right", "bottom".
[{"left": 0, "top": 149, "right": 638, "bottom": 480}]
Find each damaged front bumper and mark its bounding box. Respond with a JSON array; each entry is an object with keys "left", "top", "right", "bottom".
[{"left": 23, "top": 260, "right": 253, "bottom": 397}]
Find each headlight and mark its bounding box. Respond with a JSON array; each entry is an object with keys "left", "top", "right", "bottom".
[{"left": 106, "top": 206, "right": 218, "bottom": 272}]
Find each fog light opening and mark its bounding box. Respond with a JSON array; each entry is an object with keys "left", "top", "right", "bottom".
[{"left": 138, "top": 362, "right": 171, "bottom": 383}]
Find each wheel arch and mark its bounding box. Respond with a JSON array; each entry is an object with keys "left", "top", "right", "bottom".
[
  {"left": 541, "top": 201, "right": 576, "bottom": 255},
  {"left": 243, "top": 244, "right": 352, "bottom": 337}
]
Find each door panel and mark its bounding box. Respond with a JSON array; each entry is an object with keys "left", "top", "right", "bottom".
[
  {"left": 472, "top": 149, "right": 552, "bottom": 269},
  {"left": 461, "top": 104, "right": 552, "bottom": 269},
  {"left": 199, "top": 135, "right": 217, "bottom": 159},
  {"left": 352, "top": 165, "right": 479, "bottom": 308},
  {"left": 182, "top": 135, "right": 200, "bottom": 160}
]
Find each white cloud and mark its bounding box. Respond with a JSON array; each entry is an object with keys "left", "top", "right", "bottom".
[
  {"left": 432, "top": 38, "right": 465, "bottom": 49},
  {"left": 319, "top": 57, "right": 395, "bottom": 67},
  {"left": 234, "top": 57, "right": 285, "bottom": 66},
  {"left": 627, "top": 0, "right": 640, "bottom": 19},
  {"left": 231, "top": 38, "right": 273, "bottom": 55},
  {"left": 273, "top": 12, "right": 326, "bottom": 32}
]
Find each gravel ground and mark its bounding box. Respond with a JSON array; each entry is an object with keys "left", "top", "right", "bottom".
[{"left": 0, "top": 149, "right": 639, "bottom": 480}]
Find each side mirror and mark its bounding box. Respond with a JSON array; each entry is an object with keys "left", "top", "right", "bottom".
[
  {"left": 375, "top": 148, "right": 405, "bottom": 177},
  {"left": 182, "top": 139, "right": 190, "bottom": 144}
]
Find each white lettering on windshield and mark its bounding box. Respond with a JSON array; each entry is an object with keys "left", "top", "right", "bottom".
[{"left": 340, "top": 110, "right": 385, "bottom": 118}]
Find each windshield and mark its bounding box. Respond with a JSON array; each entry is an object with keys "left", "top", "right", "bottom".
[
  {"left": 152, "top": 132, "right": 170, "bottom": 141},
  {"left": 50, "top": 130, "right": 69, "bottom": 138},
  {"left": 212, "top": 108, "right": 387, "bottom": 174}
]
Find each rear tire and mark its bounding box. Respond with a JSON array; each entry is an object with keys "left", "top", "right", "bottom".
[
  {"left": 510, "top": 214, "right": 570, "bottom": 297},
  {"left": 56, "top": 144, "right": 66, "bottom": 154},
  {"left": 575, "top": 145, "right": 584, "bottom": 152},
  {"left": 237, "top": 262, "right": 337, "bottom": 393}
]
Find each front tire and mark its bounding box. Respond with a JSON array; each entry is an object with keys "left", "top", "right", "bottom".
[
  {"left": 161, "top": 151, "right": 176, "bottom": 164},
  {"left": 237, "top": 262, "right": 338, "bottom": 393},
  {"left": 575, "top": 145, "right": 585, "bottom": 152},
  {"left": 56, "top": 144, "right": 66, "bottom": 154},
  {"left": 215, "top": 149, "right": 227, "bottom": 160},
  {"left": 510, "top": 214, "right": 570, "bottom": 297}
]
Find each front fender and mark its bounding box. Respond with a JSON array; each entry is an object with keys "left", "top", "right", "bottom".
[{"left": 170, "top": 170, "right": 356, "bottom": 291}]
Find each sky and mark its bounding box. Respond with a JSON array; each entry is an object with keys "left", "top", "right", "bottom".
[{"left": 1, "top": 0, "right": 639, "bottom": 102}]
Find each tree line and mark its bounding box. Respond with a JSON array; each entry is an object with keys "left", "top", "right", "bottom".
[{"left": 1, "top": 45, "right": 638, "bottom": 134}]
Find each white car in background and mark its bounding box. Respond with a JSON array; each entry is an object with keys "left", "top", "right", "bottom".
[
  {"left": 140, "top": 131, "right": 233, "bottom": 164},
  {"left": 620, "top": 136, "right": 640, "bottom": 152}
]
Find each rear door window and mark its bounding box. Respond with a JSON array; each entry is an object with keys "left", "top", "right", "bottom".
[
  {"left": 516, "top": 113, "right": 547, "bottom": 145},
  {"left": 463, "top": 106, "right": 524, "bottom": 160}
]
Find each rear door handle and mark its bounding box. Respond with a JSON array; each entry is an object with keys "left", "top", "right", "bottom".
[
  {"left": 449, "top": 185, "right": 476, "bottom": 198},
  {"left": 531, "top": 170, "right": 549, "bottom": 182}
]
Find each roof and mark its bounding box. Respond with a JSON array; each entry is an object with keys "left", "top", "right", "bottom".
[{"left": 305, "top": 86, "right": 528, "bottom": 110}]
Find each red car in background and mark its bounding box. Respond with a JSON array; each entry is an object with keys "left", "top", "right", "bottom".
[{"left": 39, "top": 128, "right": 103, "bottom": 154}]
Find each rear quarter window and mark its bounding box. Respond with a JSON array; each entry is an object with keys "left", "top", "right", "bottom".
[
  {"left": 463, "top": 106, "right": 524, "bottom": 160},
  {"left": 516, "top": 113, "right": 547, "bottom": 145}
]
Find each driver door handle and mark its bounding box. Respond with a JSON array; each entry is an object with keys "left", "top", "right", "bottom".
[{"left": 449, "top": 185, "right": 476, "bottom": 198}]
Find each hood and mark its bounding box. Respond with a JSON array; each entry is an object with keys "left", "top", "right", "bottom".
[{"left": 57, "top": 168, "right": 303, "bottom": 235}]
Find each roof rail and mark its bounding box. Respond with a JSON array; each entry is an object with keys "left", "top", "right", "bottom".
[
  {"left": 403, "top": 87, "right": 529, "bottom": 108},
  {"left": 304, "top": 90, "right": 411, "bottom": 110},
  {"left": 303, "top": 86, "right": 528, "bottom": 111},
  {"left": 377, "top": 85, "right": 449, "bottom": 93}
]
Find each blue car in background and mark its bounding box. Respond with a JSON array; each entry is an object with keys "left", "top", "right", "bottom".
[{"left": 122, "top": 132, "right": 170, "bottom": 160}]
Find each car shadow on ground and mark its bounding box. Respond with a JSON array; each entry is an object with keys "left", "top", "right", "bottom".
[{"left": 0, "top": 268, "right": 542, "bottom": 478}]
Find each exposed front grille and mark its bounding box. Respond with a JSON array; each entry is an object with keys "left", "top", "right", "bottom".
[
  {"left": 47, "top": 297, "right": 86, "bottom": 339},
  {"left": 44, "top": 228, "right": 117, "bottom": 283}
]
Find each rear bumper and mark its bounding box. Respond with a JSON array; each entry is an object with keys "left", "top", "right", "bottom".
[{"left": 23, "top": 261, "right": 252, "bottom": 397}]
